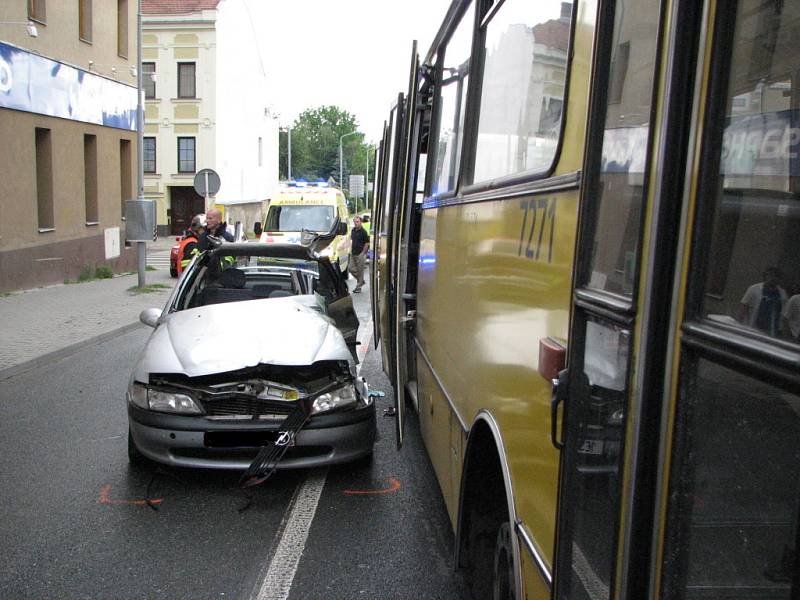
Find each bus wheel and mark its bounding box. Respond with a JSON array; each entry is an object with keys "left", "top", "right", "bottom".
[{"left": 493, "top": 522, "right": 516, "bottom": 600}]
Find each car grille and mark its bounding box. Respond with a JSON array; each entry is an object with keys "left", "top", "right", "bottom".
[{"left": 201, "top": 397, "right": 297, "bottom": 420}]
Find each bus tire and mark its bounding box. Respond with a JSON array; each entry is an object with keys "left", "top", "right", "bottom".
[{"left": 492, "top": 522, "right": 516, "bottom": 600}]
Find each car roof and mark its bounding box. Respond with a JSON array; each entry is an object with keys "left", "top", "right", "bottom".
[{"left": 207, "top": 242, "right": 315, "bottom": 260}]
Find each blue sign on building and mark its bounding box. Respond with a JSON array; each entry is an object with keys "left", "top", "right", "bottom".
[{"left": 0, "top": 41, "right": 137, "bottom": 131}]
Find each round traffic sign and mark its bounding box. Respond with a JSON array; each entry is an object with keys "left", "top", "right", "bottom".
[{"left": 193, "top": 168, "right": 221, "bottom": 197}]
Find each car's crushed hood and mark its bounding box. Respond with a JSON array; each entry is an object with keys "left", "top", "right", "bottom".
[{"left": 133, "top": 297, "right": 352, "bottom": 380}]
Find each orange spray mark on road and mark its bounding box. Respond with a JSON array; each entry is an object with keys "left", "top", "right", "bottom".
[
  {"left": 98, "top": 484, "right": 164, "bottom": 506},
  {"left": 343, "top": 476, "right": 401, "bottom": 495}
]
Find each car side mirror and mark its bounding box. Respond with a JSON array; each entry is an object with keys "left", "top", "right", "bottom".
[
  {"left": 254, "top": 221, "right": 262, "bottom": 237},
  {"left": 337, "top": 222, "right": 347, "bottom": 236},
  {"left": 139, "top": 307, "right": 162, "bottom": 328}
]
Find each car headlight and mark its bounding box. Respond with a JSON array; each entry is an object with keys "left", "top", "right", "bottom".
[
  {"left": 311, "top": 384, "right": 357, "bottom": 414},
  {"left": 128, "top": 383, "right": 202, "bottom": 414}
]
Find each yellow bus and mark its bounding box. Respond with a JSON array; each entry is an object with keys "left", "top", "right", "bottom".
[{"left": 373, "top": 1, "right": 800, "bottom": 598}]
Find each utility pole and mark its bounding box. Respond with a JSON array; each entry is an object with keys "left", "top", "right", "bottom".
[
  {"left": 136, "top": 1, "right": 146, "bottom": 288},
  {"left": 339, "top": 130, "right": 358, "bottom": 192},
  {"left": 287, "top": 125, "right": 292, "bottom": 180}
]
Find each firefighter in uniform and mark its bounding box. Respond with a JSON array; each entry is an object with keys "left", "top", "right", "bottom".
[{"left": 177, "top": 214, "right": 207, "bottom": 275}]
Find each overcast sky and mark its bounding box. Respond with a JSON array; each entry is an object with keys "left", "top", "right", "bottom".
[{"left": 245, "top": 0, "right": 453, "bottom": 142}]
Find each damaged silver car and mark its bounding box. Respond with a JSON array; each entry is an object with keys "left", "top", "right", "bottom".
[{"left": 127, "top": 224, "right": 376, "bottom": 481}]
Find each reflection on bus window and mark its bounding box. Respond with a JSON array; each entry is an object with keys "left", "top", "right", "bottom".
[
  {"left": 431, "top": 1, "right": 474, "bottom": 196},
  {"left": 702, "top": 1, "right": 800, "bottom": 343},
  {"left": 565, "top": 319, "right": 630, "bottom": 600},
  {"left": 665, "top": 360, "right": 800, "bottom": 598},
  {"left": 471, "top": 0, "right": 571, "bottom": 183},
  {"left": 585, "top": 3, "right": 660, "bottom": 298}
]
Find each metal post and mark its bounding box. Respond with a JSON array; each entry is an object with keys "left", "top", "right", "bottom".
[
  {"left": 338, "top": 130, "right": 358, "bottom": 191},
  {"left": 365, "top": 143, "right": 369, "bottom": 214},
  {"left": 204, "top": 171, "right": 210, "bottom": 211},
  {"left": 136, "top": 0, "right": 146, "bottom": 288},
  {"left": 287, "top": 126, "right": 292, "bottom": 180}
]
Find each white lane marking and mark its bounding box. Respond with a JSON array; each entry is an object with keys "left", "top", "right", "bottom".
[
  {"left": 255, "top": 470, "right": 328, "bottom": 600},
  {"left": 253, "top": 316, "right": 374, "bottom": 600},
  {"left": 356, "top": 319, "right": 372, "bottom": 365},
  {"left": 572, "top": 542, "right": 610, "bottom": 599}
]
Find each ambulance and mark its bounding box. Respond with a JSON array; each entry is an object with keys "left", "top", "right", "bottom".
[{"left": 257, "top": 182, "right": 351, "bottom": 271}]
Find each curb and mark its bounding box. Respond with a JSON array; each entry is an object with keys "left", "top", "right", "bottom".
[{"left": 0, "top": 321, "right": 146, "bottom": 382}]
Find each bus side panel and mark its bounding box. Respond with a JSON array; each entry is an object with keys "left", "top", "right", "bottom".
[
  {"left": 416, "top": 353, "right": 460, "bottom": 527},
  {"left": 521, "top": 551, "right": 551, "bottom": 600},
  {"left": 415, "top": 191, "right": 578, "bottom": 568}
]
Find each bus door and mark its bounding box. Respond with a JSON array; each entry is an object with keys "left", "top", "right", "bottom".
[
  {"left": 374, "top": 94, "right": 406, "bottom": 386},
  {"left": 551, "top": 0, "right": 675, "bottom": 597},
  {"left": 392, "top": 42, "right": 427, "bottom": 447},
  {"left": 370, "top": 137, "right": 384, "bottom": 351},
  {"left": 658, "top": 1, "right": 800, "bottom": 598},
  {"left": 554, "top": 1, "right": 800, "bottom": 599}
]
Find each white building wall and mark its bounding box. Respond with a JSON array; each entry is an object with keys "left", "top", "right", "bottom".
[{"left": 215, "top": 0, "right": 280, "bottom": 207}]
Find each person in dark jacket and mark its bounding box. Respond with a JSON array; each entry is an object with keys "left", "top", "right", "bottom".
[
  {"left": 348, "top": 216, "right": 370, "bottom": 293},
  {"left": 200, "top": 208, "right": 234, "bottom": 249}
]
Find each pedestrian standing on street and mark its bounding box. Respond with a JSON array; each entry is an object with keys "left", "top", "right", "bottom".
[
  {"left": 736, "top": 267, "right": 787, "bottom": 336},
  {"left": 348, "top": 216, "right": 370, "bottom": 293},
  {"left": 201, "top": 208, "right": 234, "bottom": 249},
  {"left": 178, "top": 214, "right": 207, "bottom": 274}
]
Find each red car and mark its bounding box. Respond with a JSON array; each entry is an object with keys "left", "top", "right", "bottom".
[{"left": 169, "top": 237, "right": 181, "bottom": 277}]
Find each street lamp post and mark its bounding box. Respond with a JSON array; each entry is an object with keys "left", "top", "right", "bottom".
[
  {"left": 338, "top": 131, "right": 358, "bottom": 193},
  {"left": 135, "top": 1, "right": 146, "bottom": 288},
  {"left": 364, "top": 143, "right": 370, "bottom": 214}
]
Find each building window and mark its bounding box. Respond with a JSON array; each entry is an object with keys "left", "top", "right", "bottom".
[
  {"left": 84, "top": 134, "right": 98, "bottom": 223},
  {"left": 143, "top": 137, "right": 156, "bottom": 173},
  {"left": 79, "top": 0, "right": 92, "bottom": 43},
  {"left": 28, "top": 0, "right": 46, "bottom": 24},
  {"left": 35, "top": 128, "right": 54, "bottom": 230},
  {"left": 120, "top": 139, "right": 132, "bottom": 217},
  {"left": 117, "top": 0, "right": 128, "bottom": 58},
  {"left": 142, "top": 62, "right": 156, "bottom": 99},
  {"left": 177, "top": 63, "right": 196, "bottom": 98},
  {"left": 258, "top": 136, "right": 263, "bottom": 167},
  {"left": 177, "top": 137, "right": 196, "bottom": 173}
]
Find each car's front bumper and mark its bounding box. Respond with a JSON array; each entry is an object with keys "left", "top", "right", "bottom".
[{"left": 128, "top": 400, "right": 376, "bottom": 470}]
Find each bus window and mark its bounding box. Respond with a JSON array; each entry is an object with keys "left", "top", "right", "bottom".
[
  {"left": 697, "top": 1, "right": 800, "bottom": 343},
  {"left": 470, "top": 0, "right": 571, "bottom": 183},
  {"left": 584, "top": 3, "right": 661, "bottom": 298},
  {"left": 431, "top": 1, "right": 475, "bottom": 197}
]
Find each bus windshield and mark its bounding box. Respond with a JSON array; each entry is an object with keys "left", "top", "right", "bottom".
[{"left": 265, "top": 205, "right": 336, "bottom": 232}]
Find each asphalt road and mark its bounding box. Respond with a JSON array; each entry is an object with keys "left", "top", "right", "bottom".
[{"left": 0, "top": 288, "right": 468, "bottom": 599}]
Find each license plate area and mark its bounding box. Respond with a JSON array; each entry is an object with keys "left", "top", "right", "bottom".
[
  {"left": 578, "top": 439, "right": 604, "bottom": 455},
  {"left": 205, "top": 431, "right": 280, "bottom": 448}
]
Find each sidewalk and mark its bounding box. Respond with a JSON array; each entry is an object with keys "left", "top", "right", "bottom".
[{"left": 0, "top": 243, "right": 177, "bottom": 381}]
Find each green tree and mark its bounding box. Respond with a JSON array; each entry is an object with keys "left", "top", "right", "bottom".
[{"left": 280, "top": 106, "right": 370, "bottom": 188}]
